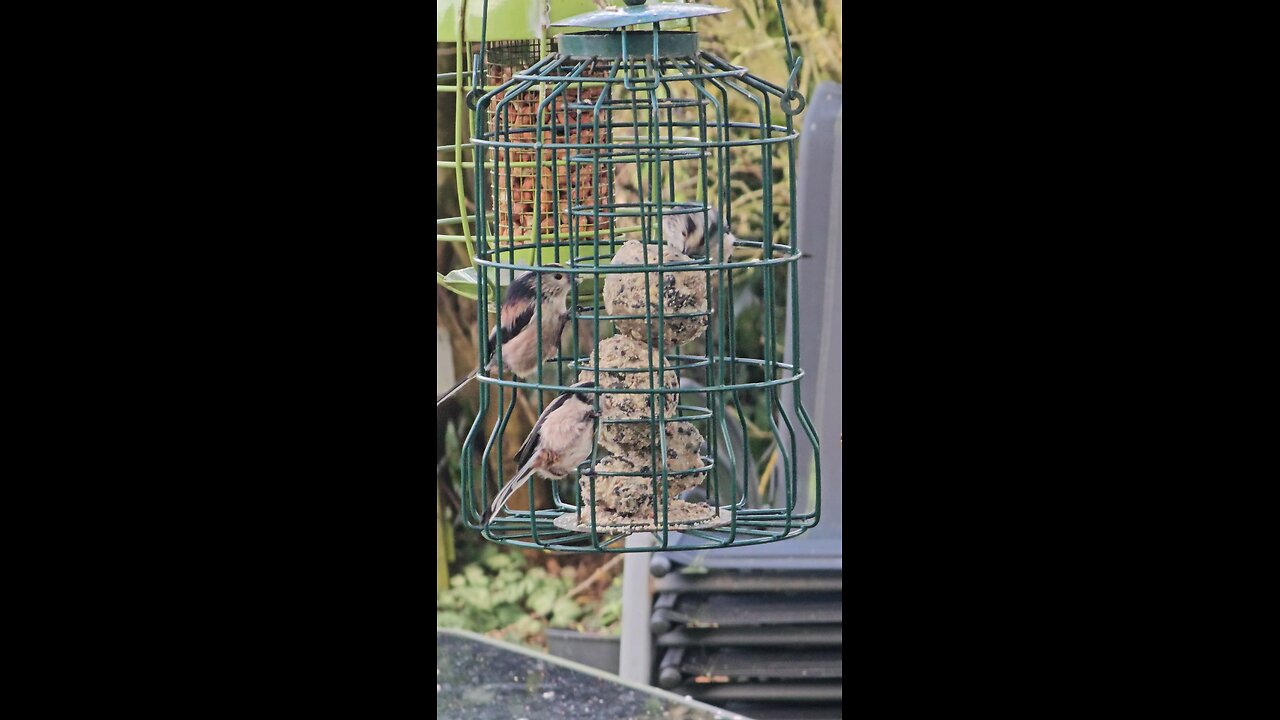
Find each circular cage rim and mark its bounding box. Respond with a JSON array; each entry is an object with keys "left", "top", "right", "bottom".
[
  {"left": 480, "top": 511, "right": 818, "bottom": 553},
  {"left": 550, "top": 506, "right": 731, "bottom": 533},
  {"left": 473, "top": 239, "right": 803, "bottom": 272},
  {"left": 475, "top": 356, "right": 805, "bottom": 395}
]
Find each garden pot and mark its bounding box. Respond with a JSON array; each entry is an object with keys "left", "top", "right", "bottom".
[{"left": 544, "top": 629, "right": 621, "bottom": 674}]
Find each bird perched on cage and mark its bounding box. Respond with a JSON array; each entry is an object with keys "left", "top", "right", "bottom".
[
  {"left": 483, "top": 380, "right": 599, "bottom": 524},
  {"left": 662, "top": 207, "right": 738, "bottom": 263},
  {"left": 436, "top": 265, "right": 575, "bottom": 406}
]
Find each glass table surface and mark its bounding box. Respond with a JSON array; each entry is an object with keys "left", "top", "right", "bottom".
[{"left": 437, "top": 629, "right": 751, "bottom": 720}]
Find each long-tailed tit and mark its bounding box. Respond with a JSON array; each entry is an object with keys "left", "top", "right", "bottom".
[
  {"left": 613, "top": 164, "right": 641, "bottom": 206},
  {"left": 663, "top": 209, "right": 814, "bottom": 261},
  {"left": 483, "top": 380, "right": 598, "bottom": 524},
  {"left": 436, "top": 265, "right": 575, "bottom": 405},
  {"left": 662, "top": 207, "right": 738, "bottom": 262}
]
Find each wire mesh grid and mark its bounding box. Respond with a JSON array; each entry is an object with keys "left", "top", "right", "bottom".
[{"left": 460, "top": 18, "right": 819, "bottom": 553}]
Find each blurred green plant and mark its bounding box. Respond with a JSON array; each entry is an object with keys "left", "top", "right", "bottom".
[{"left": 436, "top": 545, "right": 623, "bottom": 647}]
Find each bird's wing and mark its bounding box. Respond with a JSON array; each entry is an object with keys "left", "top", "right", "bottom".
[
  {"left": 500, "top": 283, "right": 536, "bottom": 336},
  {"left": 704, "top": 209, "right": 720, "bottom": 241},
  {"left": 506, "top": 305, "right": 536, "bottom": 337},
  {"left": 516, "top": 391, "right": 570, "bottom": 465},
  {"left": 514, "top": 423, "right": 541, "bottom": 468},
  {"left": 661, "top": 214, "right": 689, "bottom": 250},
  {"left": 485, "top": 295, "right": 535, "bottom": 369}
]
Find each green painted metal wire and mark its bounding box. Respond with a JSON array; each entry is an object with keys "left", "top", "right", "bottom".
[{"left": 451, "top": 3, "right": 817, "bottom": 553}]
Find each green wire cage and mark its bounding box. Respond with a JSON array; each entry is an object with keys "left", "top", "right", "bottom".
[{"left": 455, "top": 0, "right": 819, "bottom": 553}]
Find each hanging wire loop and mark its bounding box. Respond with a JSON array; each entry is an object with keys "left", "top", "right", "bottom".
[
  {"left": 466, "top": 54, "right": 485, "bottom": 110},
  {"left": 780, "top": 55, "right": 806, "bottom": 116},
  {"left": 773, "top": 0, "right": 806, "bottom": 116}
]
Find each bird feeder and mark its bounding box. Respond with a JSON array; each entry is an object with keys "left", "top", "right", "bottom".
[
  {"left": 436, "top": 0, "right": 601, "bottom": 259},
  {"left": 461, "top": 0, "right": 819, "bottom": 552}
]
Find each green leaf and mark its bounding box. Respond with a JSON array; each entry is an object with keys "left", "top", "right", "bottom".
[
  {"left": 437, "top": 268, "right": 480, "bottom": 301},
  {"left": 495, "top": 604, "right": 525, "bottom": 627},
  {"left": 436, "top": 611, "right": 467, "bottom": 628},
  {"left": 483, "top": 553, "right": 513, "bottom": 571},
  {"left": 457, "top": 586, "right": 493, "bottom": 612},
  {"left": 436, "top": 244, "right": 615, "bottom": 305},
  {"left": 503, "top": 615, "right": 542, "bottom": 643},
  {"left": 551, "top": 596, "right": 584, "bottom": 626},
  {"left": 598, "top": 603, "right": 620, "bottom": 627},
  {"left": 597, "top": 583, "right": 623, "bottom": 628},
  {"left": 527, "top": 585, "right": 557, "bottom": 616},
  {"left": 514, "top": 576, "right": 537, "bottom": 597},
  {"left": 468, "top": 607, "right": 498, "bottom": 632},
  {"left": 494, "top": 583, "right": 523, "bottom": 605},
  {"left": 464, "top": 565, "right": 487, "bottom": 587}
]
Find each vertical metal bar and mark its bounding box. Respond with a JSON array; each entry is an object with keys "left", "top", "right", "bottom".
[{"left": 617, "top": 532, "right": 655, "bottom": 682}]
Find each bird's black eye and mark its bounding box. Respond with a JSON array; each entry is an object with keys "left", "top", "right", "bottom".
[{"left": 554, "top": 273, "right": 563, "bottom": 280}]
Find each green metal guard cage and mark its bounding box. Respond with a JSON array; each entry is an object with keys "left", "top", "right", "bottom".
[{"left": 459, "top": 0, "right": 819, "bottom": 553}]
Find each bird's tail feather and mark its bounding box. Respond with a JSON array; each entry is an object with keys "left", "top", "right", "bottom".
[
  {"left": 483, "top": 459, "right": 537, "bottom": 525},
  {"left": 436, "top": 369, "right": 478, "bottom": 406}
]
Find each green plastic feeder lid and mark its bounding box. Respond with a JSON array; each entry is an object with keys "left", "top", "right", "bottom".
[
  {"left": 558, "top": 29, "right": 698, "bottom": 59},
  {"left": 550, "top": 2, "right": 728, "bottom": 30}
]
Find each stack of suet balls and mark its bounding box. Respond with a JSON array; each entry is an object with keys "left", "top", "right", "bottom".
[{"left": 562, "top": 216, "right": 724, "bottom": 531}]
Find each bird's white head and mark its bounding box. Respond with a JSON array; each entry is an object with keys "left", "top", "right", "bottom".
[{"left": 539, "top": 263, "right": 575, "bottom": 299}]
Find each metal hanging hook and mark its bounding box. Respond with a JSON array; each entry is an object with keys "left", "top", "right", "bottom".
[
  {"left": 774, "top": 0, "right": 806, "bottom": 116},
  {"left": 780, "top": 55, "right": 806, "bottom": 116},
  {"left": 466, "top": 57, "right": 484, "bottom": 110}
]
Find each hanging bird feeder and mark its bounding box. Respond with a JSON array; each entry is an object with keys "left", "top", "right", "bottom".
[
  {"left": 436, "top": 0, "right": 601, "bottom": 264},
  {"left": 461, "top": 0, "right": 819, "bottom": 552}
]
